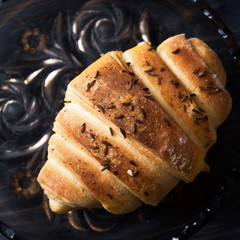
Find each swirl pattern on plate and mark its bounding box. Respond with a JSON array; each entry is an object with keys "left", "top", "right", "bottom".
[
  {"left": 73, "top": 1, "right": 134, "bottom": 58},
  {"left": 0, "top": 79, "right": 41, "bottom": 142}
]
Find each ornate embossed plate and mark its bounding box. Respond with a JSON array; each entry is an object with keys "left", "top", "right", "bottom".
[{"left": 0, "top": 0, "right": 240, "bottom": 239}]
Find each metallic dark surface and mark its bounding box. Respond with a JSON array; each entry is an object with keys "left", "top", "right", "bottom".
[
  {"left": 0, "top": 0, "right": 239, "bottom": 239},
  {"left": 190, "top": 0, "right": 240, "bottom": 239}
]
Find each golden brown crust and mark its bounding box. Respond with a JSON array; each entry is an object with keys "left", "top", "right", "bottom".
[
  {"left": 66, "top": 51, "right": 207, "bottom": 182},
  {"left": 37, "top": 34, "right": 232, "bottom": 215},
  {"left": 54, "top": 103, "right": 179, "bottom": 206},
  {"left": 47, "top": 132, "right": 142, "bottom": 214},
  {"left": 39, "top": 163, "right": 98, "bottom": 208},
  {"left": 38, "top": 153, "right": 101, "bottom": 213},
  {"left": 122, "top": 42, "right": 217, "bottom": 152},
  {"left": 189, "top": 37, "right": 227, "bottom": 87},
  {"left": 157, "top": 34, "right": 232, "bottom": 127}
]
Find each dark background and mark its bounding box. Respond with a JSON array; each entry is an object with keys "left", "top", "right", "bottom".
[{"left": 190, "top": 0, "right": 240, "bottom": 239}]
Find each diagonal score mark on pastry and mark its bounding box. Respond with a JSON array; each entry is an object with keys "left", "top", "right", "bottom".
[
  {"left": 64, "top": 51, "right": 207, "bottom": 183},
  {"left": 38, "top": 150, "right": 101, "bottom": 214},
  {"left": 54, "top": 103, "right": 179, "bottom": 207},
  {"left": 188, "top": 37, "right": 227, "bottom": 87},
  {"left": 41, "top": 132, "right": 142, "bottom": 214},
  {"left": 122, "top": 41, "right": 217, "bottom": 152},
  {"left": 37, "top": 34, "right": 232, "bottom": 215},
  {"left": 157, "top": 34, "right": 232, "bottom": 127}
]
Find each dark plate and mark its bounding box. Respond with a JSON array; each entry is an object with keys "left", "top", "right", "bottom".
[{"left": 0, "top": 0, "right": 240, "bottom": 239}]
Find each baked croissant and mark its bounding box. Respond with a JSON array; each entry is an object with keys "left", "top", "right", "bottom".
[{"left": 37, "top": 34, "right": 232, "bottom": 215}]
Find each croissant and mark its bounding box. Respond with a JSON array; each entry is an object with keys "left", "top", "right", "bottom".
[{"left": 37, "top": 34, "right": 232, "bottom": 214}]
